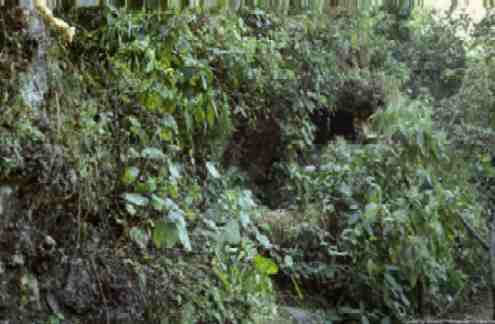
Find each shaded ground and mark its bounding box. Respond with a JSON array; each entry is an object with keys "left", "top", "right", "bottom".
[
  {"left": 440, "top": 290, "right": 492, "bottom": 321},
  {"left": 410, "top": 290, "right": 493, "bottom": 323},
  {"left": 270, "top": 290, "right": 494, "bottom": 323}
]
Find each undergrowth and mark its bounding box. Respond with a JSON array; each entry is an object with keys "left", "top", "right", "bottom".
[{"left": 0, "top": 4, "right": 494, "bottom": 323}]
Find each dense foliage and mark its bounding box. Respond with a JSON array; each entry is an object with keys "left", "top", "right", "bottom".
[{"left": 1, "top": 4, "right": 494, "bottom": 323}]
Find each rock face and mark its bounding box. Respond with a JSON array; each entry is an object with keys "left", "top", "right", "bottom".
[
  {"left": 58, "top": 259, "right": 98, "bottom": 314},
  {"left": 0, "top": 11, "right": 122, "bottom": 321},
  {"left": 18, "top": 6, "right": 49, "bottom": 110}
]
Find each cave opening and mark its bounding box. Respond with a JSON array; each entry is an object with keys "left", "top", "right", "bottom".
[{"left": 312, "top": 109, "right": 357, "bottom": 145}]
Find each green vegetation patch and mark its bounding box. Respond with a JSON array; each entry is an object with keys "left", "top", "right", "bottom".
[{"left": 0, "top": 4, "right": 494, "bottom": 323}]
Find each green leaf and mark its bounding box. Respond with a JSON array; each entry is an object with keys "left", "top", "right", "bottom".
[
  {"left": 125, "top": 204, "right": 137, "bottom": 216},
  {"left": 239, "top": 211, "right": 251, "bottom": 227},
  {"left": 180, "top": 302, "right": 195, "bottom": 324},
  {"left": 175, "top": 215, "right": 192, "bottom": 251},
  {"left": 206, "top": 161, "right": 221, "bottom": 178},
  {"left": 159, "top": 129, "right": 173, "bottom": 142},
  {"left": 168, "top": 210, "right": 191, "bottom": 251},
  {"left": 184, "top": 109, "right": 193, "bottom": 132},
  {"left": 221, "top": 220, "right": 241, "bottom": 244},
  {"left": 239, "top": 190, "right": 256, "bottom": 209},
  {"left": 254, "top": 255, "right": 278, "bottom": 275},
  {"left": 168, "top": 161, "right": 181, "bottom": 179},
  {"left": 145, "top": 177, "right": 157, "bottom": 192},
  {"left": 144, "top": 47, "right": 156, "bottom": 73},
  {"left": 141, "top": 147, "right": 166, "bottom": 160},
  {"left": 255, "top": 231, "right": 271, "bottom": 249},
  {"left": 150, "top": 194, "right": 167, "bottom": 211},
  {"left": 207, "top": 104, "right": 216, "bottom": 127},
  {"left": 144, "top": 91, "right": 161, "bottom": 111},
  {"left": 163, "top": 198, "right": 179, "bottom": 211},
  {"left": 129, "top": 227, "right": 148, "bottom": 249},
  {"left": 161, "top": 115, "right": 178, "bottom": 131},
  {"left": 338, "top": 183, "right": 352, "bottom": 197},
  {"left": 135, "top": 182, "right": 148, "bottom": 194},
  {"left": 122, "top": 193, "right": 149, "bottom": 206},
  {"left": 364, "top": 203, "right": 379, "bottom": 221},
  {"left": 128, "top": 116, "right": 142, "bottom": 129},
  {"left": 152, "top": 220, "right": 179, "bottom": 249},
  {"left": 121, "top": 166, "right": 140, "bottom": 185},
  {"left": 284, "top": 255, "right": 294, "bottom": 268},
  {"left": 367, "top": 259, "right": 376, "bottom": 276},
  {"left": 368, "top": 187, "right": 382, "bottom": 204}
]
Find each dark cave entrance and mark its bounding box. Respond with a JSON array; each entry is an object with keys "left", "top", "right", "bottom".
[{"left": 312, "top": 109, "right": 357, "bottom": 145}]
